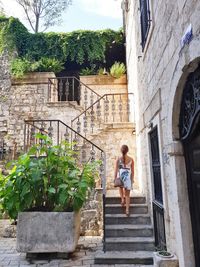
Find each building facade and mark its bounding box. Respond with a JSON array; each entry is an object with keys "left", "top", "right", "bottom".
[{"left": 124, "top": 0, "right": 200, "bottom": 266}]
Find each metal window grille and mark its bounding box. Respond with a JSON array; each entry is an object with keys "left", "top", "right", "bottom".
[{"left": 139, "top": 0, "right": 151, "bottom": 50}]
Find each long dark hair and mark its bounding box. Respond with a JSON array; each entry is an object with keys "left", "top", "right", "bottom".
[{"left": 121, "top": 145, "right": 129, "bottom": 167}]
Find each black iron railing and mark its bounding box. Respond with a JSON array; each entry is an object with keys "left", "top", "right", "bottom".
[
  {"left": 71, "top": 93, "right": 133, "bottom": 138},
  {"left": 24, "top": 119, "right": 107, "bottom": 249},
  {"left": 48, "top": 77, "right": 101, "bottom": 109},
  {"left": 153, "top": 201, "right": 166, "bottom": 250},
  {"left": 149, "top": 127, "right": 166, "bottom": 250},
  {"left": 0, "top": 139, "right": 6, "bottom": 160}
]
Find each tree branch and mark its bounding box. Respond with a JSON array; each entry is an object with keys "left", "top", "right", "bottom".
[
  {"left": 16, "top": 0, "right": 35, "bottom": 32},
  {"left": 16, "top": 0, "right": 72, "bottom": 32}
]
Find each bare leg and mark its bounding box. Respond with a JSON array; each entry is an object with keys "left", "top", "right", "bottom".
[
  {"left": 125, "top": 189, "right": 130, "bottom": 215},
  {"left": 119, "top": 187, "right": 125, "bottom": 205}
]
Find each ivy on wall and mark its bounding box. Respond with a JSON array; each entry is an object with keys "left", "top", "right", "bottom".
[{"left": 0, "top": 16, "right": 125, "bottom": 77}]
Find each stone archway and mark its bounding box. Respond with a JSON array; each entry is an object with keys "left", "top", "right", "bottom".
[
  {"left": 172, "top": 58, "right": 200, "bottom": 141},
  {"left": 169, "top": 57, "right": 200, "bottom": 267}
]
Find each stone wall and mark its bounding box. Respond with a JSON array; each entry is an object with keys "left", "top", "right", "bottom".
[
  {"left": 0, "top": 51, "right": 12, "bottom": 143},
  {"left": 125, "top": 0, "right": 200, "bottom": 266},
  {"left": 81, "top": 189, "right": 103, "bottom": 236}
]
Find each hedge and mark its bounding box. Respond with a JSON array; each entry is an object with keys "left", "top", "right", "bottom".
[{"left": 0, "top": 16, "right": 125, "bottom": 76}]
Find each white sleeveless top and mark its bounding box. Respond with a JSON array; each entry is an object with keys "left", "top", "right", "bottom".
[{"left": 118, "top": 158, "right": 132, "bottom": 190}]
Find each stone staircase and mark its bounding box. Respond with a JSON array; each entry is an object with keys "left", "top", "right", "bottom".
[{"left": 95, "top": 191, "right": 154, "bottom": 265}]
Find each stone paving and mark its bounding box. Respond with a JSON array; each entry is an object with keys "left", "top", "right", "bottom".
[{"left": 0, "top": 237, "right": 151, "bottom": 267}]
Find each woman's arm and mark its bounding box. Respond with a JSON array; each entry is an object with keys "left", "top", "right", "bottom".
[
  {"left": 114, "top": 158, "right": 119, "bottom": 180},
  {"left": 131, "top": 159, "right": 134, "bottom": 182}
]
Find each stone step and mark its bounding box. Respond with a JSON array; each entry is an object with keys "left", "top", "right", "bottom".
[
  {"left": 95, "top": 251, "right": 154, "bottom": 265},
  {"left": 105, "top": 204, "right": 148, "bottom": 214},
  {"left": 105, "top": 237, "right": 155, "bottom": 251},
  {"left": 105, "top": 224, "right": 153, "bottom": 238},
  {"left": 105, "top": 196, "right": 146, "bottom": 204},
  {"left": 105, "top": 213, "right": 151, "bottom": 225}
]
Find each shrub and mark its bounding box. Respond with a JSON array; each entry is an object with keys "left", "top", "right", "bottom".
[
  {"left": 0, "top": 134, "right": 100, "bottom": 219},
  {"left": 80, "top": 66, "right": 96, "bottom": 76},
  {"left": 110, "top": 61, "right": 126, "bottom": 79},
  {"left": 98, "top": 67, "right": 105, "bottom": 75},
  {"left": 11, "top": 58, "right": 33, "bottom": 78},
  {"left": 11, "top": 57, "right": 64, "bottom": 77},
  {"left": 35, "top": 57, "right": 64, "bottom": 73}
]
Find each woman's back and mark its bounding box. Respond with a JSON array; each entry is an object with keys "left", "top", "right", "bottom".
[{"left": 118, "top": 156, "right": 133, "bottom": 168}]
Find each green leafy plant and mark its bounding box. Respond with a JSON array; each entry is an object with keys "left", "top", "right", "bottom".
[
  {"left": 80, "top": 66, "right": 96, "bottom": 76},
  {"left": 110, "top": 61, "right": 126, "bottom": 79},
  {"left": 98, "top": 67, "right": 105, "bottom": 75},
  {"left": 0, "top": 134, "right": 100, "bottom": 219},
  {"left": 11, "top": 58, "right": 34, "bottom": 78},
  {"left": 34, "top": 57, "right": 64, "bottom": 73},
  {"left": 11, "top": 57, "right": 64, "bottom": 78}
]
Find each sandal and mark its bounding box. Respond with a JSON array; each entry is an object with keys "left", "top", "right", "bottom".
[
  {"left": 125, "top": 209, "right": 130, "bottom": 217},
  {"left": 121, "top": 197, "right": 125, "bottom": 206}
]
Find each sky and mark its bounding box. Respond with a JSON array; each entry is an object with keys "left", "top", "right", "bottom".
[{"left": 1, "top": 0, "right": 123, "bottom": 32}]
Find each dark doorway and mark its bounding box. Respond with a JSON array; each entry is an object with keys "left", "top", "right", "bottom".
[
  {"left": 179, "top": 65, "right": 200, "bottom": 267},
  {"left": 149, "top": 126, "right": 166, "bottom": 250},
  {"left": 183, "top": 121, "right": 200, "bottom": 266}
]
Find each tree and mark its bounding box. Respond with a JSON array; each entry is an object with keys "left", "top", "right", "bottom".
[
  {"left": 16, "top": 0, "right": 72, "bottom": 33},
  {"left": 0, "top": 0, "right": 4, "bottom": 15}
]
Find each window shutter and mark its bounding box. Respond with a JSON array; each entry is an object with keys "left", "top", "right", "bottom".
[{"left": 140, "top": 0, "right": 151, "bottom": 50}]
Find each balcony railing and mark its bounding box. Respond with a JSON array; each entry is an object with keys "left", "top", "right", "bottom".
[{"left": 48, "top": 77, "right": 101, "bottom": 109}]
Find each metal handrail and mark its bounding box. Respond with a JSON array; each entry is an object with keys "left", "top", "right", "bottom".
[{"left": 25, "top": 119, "right": 104, "bottom": 152}]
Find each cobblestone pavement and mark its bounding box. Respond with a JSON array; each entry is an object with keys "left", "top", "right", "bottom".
[{"left": 0, "top": 237, "right": 150, "bottom": 267}]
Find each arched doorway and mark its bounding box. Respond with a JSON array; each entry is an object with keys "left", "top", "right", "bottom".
[{"left": 180, "top": 65, "right": 200, "bottom": 267}]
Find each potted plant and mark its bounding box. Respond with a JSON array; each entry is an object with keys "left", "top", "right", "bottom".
[
  {"left": 110, "top": 61, "right": 126, "bottom": 81},
  {"left": 0, "top": 134, "right": 100, "bottom": 254},
  {"left": 153, "top": 249, "right": 178, "bottom": 267}
]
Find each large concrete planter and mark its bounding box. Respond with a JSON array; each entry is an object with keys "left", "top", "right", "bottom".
[
  {"left": 12, "top": 72, "right": 56, "bottom": 85},
  {"left": 80, "top": 74, "right": 127, "bottom": 85},
  {"left": 17, "top": 211, "right": 81, "bottom": 253},
  {"left": 80, "top": 74, "right": 127, "bottom": 95},
  {"left": 153, "top": 252, "right": 179, "bottom": 267}
]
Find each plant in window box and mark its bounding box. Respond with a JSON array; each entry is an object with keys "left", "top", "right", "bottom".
[{"left": 0, "top": 134, "right": 100, "bottom": 254}]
